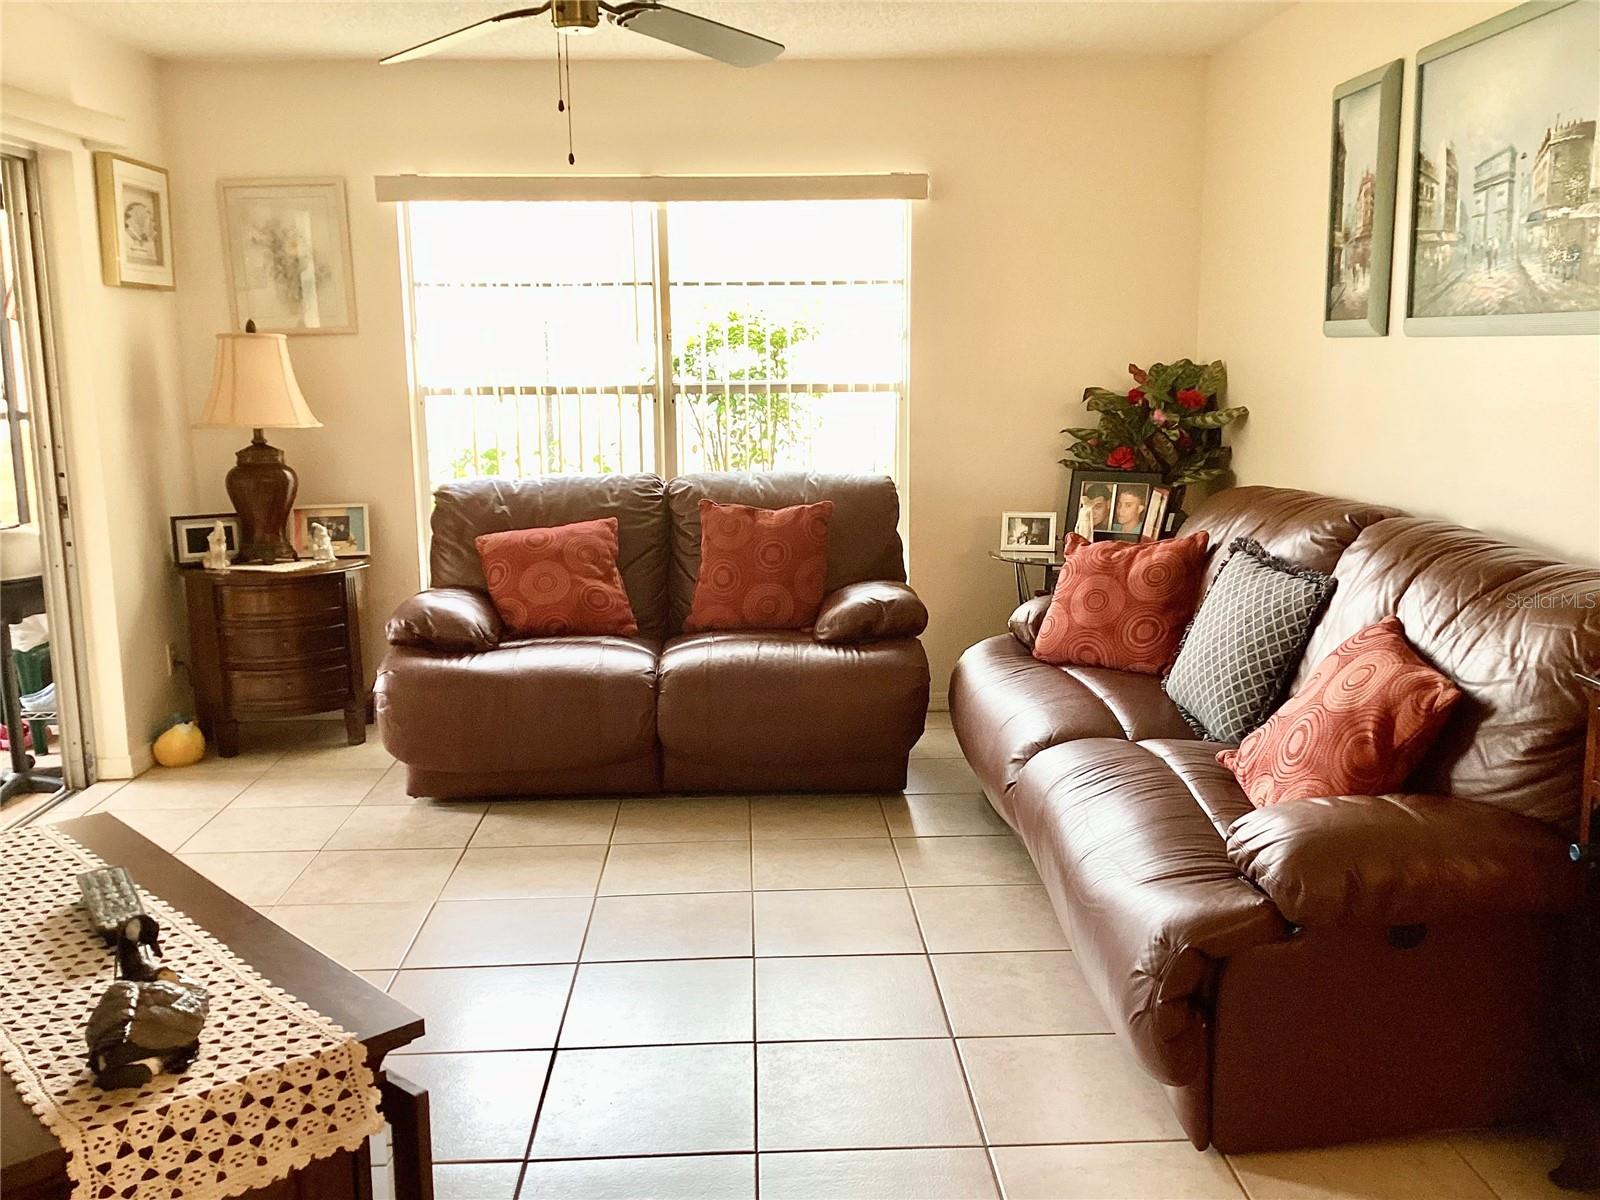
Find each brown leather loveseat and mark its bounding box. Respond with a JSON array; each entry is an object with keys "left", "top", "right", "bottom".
[
  {"left": 950, "top": 484, "right": 1597, "bottom": 1153},
  {"left": 377, "top": 472, "right": 929, "bottom": 798}
]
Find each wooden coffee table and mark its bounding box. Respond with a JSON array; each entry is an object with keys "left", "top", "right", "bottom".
[{"left": 0, "top": 815, "right": 432, "bottom": 1200}]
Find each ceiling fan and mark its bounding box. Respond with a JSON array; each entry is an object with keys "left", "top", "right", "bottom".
[{"left": 380, "top": 0, "right": 784, "bottom": 69}]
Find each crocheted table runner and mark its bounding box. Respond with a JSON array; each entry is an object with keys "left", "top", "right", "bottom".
[{"left": 0, "top": 825, "right": 385, "bottom": 1200}]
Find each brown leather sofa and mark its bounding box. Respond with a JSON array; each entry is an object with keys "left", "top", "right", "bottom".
[
  {"left": 377, "top": 472, "right": 929, "bottom": 798},
  {"left": 950, "top": 484, "right": 1597, "bottom": 1153}
]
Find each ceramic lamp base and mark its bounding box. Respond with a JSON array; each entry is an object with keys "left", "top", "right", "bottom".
[{"left": 226, "top": 429, "right": 299, "bottom": 564}]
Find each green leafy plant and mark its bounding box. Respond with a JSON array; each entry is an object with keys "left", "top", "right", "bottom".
[
  {"left": 1061, "top": 359, "right": 1247, "bottom": 487},
  {"left": 674, "top": 311, "right": 816, "bottom": 472},
  {"left": 449, "top": 445, "right": 507, "bottom": 479}
]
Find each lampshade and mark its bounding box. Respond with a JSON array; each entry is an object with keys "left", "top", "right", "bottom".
[{"left": 196, "top": 331, "right": 321, "bottom": 430}]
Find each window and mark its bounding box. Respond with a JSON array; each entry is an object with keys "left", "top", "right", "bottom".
[{"left": 401, "top": 198, "right": 909, "bottom": 495}]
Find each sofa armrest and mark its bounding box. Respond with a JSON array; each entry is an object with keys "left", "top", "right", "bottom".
[
  {"left": 1007, "top": 595, "right": 1052, "bottom": 650},
  {"left": 385, "top": 587, "right": 503, "bottom": 653},
  {"left": 814, "top": 581, "right": 928, "bottom": 643},
  {"left": 1225, "top": 793, "right": 1582, "bottom": 927}
]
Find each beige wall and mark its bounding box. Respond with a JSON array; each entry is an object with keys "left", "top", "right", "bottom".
[
  {"left": 160, "top": 55, "right": 1206, "bottom": 699},
  {"left": 1199, "top": 1, "right": 1600, "bottom": 564},
  {"left": 1, "top": 4, "right": 195, "bottom": 777}
]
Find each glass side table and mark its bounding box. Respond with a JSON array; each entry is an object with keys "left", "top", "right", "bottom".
[{"left": 988, "top": 550, "right": 1065, "bottom": 607}]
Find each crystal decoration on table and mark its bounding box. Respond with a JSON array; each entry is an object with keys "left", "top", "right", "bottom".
[
  {"left": 310, "top": 521, "right": 337, "bottom": 563},
  {"left": 77, "top": 866, "right": 209, "bottom": 1090},
  {"left": 202, "top": 521, "right": 231, "bottom": 571}
]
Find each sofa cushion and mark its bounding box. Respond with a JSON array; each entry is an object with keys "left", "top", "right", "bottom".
[
  {"left": 1009, "top": 738, "right": 1290, "bottom": 1087},
  {"left": 375, "top": 637, "right": 658, "bottom": 775},
  {"left": 1163, "top": 538, "right": 1337, "bottom": 743},
  {"left": 667, "top": 473, "right": 906, "bottom": 632},
  {"left": 1221, "top": 616, "right": 1461, "bottom": 809},
  {"left": 1032, "top": 533, "right": 1209, "bottom": 675},
  {"left": 682, "top": 499, "right": 833, "bottom": 632},
  {"left": 428, "top": 474, "right": 671, "bottom": 640},
  {"left": 948, "top": 634, "right": 1195, "bottom": 818},
  {"left": 1179, "top": 485, "right": 1402, "bottom": 598},
  {"left": 1140, "top": 738, "right": 1256, "bottom": 841},
  {"left": 1297, "top": 517, "right": 1600, "bottom": 829},
  {"left": 656, "top": 630, "right": 927, "bottom": 769},
  {"left": 476, "top": 517, "right": 639, "bottom": 638}
]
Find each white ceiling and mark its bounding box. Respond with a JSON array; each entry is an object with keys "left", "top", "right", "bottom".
[{"left": 49, "top": 0, "right": 1291, "bottom": 63}]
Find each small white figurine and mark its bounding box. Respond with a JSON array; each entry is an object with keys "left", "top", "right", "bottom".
[
  {"left": 310, "top": 521, "right": 337, "bottom": 564},
  {"left": 203, "top": 521, "right": 231, "bottom": 571}
]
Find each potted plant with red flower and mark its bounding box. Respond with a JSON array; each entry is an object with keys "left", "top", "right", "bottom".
[{"left": 1060, "top": 360, "right": 1246, "bottom": 530}]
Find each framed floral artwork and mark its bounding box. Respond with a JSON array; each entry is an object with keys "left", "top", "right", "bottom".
[
  {"left": 218, "top": 177, "right": 357, "bottom": 334},
  {"left": 93, "top": 153, "right": 175, "bottom": 290}
]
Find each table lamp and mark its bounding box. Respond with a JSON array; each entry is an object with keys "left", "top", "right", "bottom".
[{"left": 196, "top": 321, "right": 321, "bottom": 564}]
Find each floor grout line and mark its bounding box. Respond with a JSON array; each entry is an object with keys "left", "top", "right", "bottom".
[
  {"left": 748, "top": 800, "right": 761, "bottom": 1200},
  {"left": 917, "top": 886, "right": 1007, "bottom": 1200},
  {"left": 379, "top": 1031, "right": 1122, "bottom": 1056},
  {"left": 513, "top": 799, "right": 624, "bottom": 1174}
]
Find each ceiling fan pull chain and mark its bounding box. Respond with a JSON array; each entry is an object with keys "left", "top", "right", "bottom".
[
  {"left": 563, "top": 33, "right": 577, "bottom": 165},
  {"left": 554, "top": 26, "right": 565, "bottom": 112}
]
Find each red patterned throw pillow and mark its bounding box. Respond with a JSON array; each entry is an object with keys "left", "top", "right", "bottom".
[
  {"left": 683, "top": 499, "right": 834, "bottom": 632},
  {"left": 1031, "top": 531, "right": 1209, "bottom": 674},
  {"left": 1219, "top": 616, "right": 1463, "bottom": 808},
  {"left": 475, "top": 517, "right": 638, "bottom": 638}
]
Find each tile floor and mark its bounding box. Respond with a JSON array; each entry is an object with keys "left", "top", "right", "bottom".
[{"left": 14, "top": 714, "right": 1572, "bottom": 1200}]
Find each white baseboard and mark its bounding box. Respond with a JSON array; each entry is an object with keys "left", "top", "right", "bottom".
[{"left": 94, "top": 744, "right": 153, "bottom": 782}]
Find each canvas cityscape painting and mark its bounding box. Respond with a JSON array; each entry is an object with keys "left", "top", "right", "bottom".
[
  {"left": 1407, "top": 0, "right": 1600, "bottom": 334},
  {"left": 1325, "top": 61, "right": 1402, "bottom": 335}
]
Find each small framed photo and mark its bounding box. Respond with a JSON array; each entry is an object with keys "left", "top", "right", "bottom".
[
  {"left": 219, "top": 177, "right": 357, "bottom": 335},
  {"left": 1000, "top": 511, "right": 1057, "bottom": 557},
  {"left": 1065, "top": 469, "right": 1162, "bottom": 543},
  {"left": 1140, "top": 486, "right": 1174, "bottom": 542},
  {"left": 93, "top": 153, "right": 175, "bottom": 290},
  {"left": 171, "top": 514, "right": 239, "bottom": 566},
  {"left": 292, "top": 503, "right": 370, "bottom": 557}
]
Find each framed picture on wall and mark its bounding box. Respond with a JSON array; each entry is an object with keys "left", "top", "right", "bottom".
[
  {"left": 1404, "top": 0, "right": 1600, "bottom": 336},
  {"left": 1064, "top": 469, "right": 1163, "bottom": 544},
  {"left": 218, "top": 177, "right": 358, "bottom": 335},
  {"left": 292, "top": 503, "right": 370, "bottom": 557},
  {"left": 93, "top": 153, "right": 175, "bottom": 290},
  {"left": 1324, "top": 60, "right": 1403, "bottom": 336}
]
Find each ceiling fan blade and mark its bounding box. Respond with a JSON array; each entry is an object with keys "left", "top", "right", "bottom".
[
  {"left": 381, "top": 5, "right": 552, "bottom": 65},
  {"left": 610, "top": 4, "right": 783, "bottom": 67}
]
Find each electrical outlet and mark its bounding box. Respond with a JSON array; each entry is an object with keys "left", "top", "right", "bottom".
[{"left": 165, "top": 644, "right": 180, "bottom": 677}]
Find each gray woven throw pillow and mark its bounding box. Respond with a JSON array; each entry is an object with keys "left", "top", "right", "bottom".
[{"left": 1163, "top": 537, "right": 1336, "bottom": 743}]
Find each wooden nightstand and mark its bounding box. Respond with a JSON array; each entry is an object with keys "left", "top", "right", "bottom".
[{"left": 181, "top": 560, "right": 370, "bottom": 758}]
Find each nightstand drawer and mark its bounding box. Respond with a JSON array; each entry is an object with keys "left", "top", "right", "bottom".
[
  {"left": 222, "top": 623, "right": 348, "bottom": 666},
  {"left": 219, "top": 577, "right": 344, "bottom": 621},
  {"left": 227, "top": 665, "right": 352, "bottom": 709}
]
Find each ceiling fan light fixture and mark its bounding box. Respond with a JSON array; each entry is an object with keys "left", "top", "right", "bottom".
[{"left": 552, "top": 0, "right": 601, "bottom": 32}]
